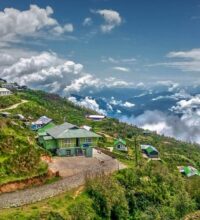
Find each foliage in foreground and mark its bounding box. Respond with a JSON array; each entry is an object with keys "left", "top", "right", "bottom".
[
  {"left": 0, "top": 166, "right": 198, "bottom": 220},
  {"left": 0, "top": 95, "right": 21, "bottom": 108}
]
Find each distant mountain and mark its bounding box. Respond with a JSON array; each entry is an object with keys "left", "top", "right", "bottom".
[{"left": 69, "top": 85, "right": 200, "bottom": 143}]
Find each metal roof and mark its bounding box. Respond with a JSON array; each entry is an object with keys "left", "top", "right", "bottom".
[
  {"left": 0, "top": 88, "right": 10, "bottom": 92},
  {"left": 46, "top": 122, "right": 101, "bottom": 139},
  {"left": 141, "top": 144, "right": 158, "bottom": 153},
  {"left": 34, "top": 116, "right": 52, "bottom": 125}
]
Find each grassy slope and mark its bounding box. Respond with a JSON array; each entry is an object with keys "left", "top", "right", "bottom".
[
  {"left": 0, "top": 95, "right": 21, "bottom": 109},
  {"left": 0, "top": 90, "right": 200, "bottom": 219}
]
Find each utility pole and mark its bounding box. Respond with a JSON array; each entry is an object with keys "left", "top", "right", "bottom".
[{"left": 134, "top": 135, "right": 138, "bottom": 167}]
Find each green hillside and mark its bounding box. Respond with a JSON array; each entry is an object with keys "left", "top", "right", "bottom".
[{"left": 0, "top": 90, "right": 200, "bottom": 220}]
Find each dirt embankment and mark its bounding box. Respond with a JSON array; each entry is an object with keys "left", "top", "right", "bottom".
[{"left": 0, "top": 170, "right": 58, "bottom": 194}]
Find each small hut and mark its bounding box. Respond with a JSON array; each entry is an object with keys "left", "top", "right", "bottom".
[
  {"left": 178, "top": 166, "right": 200, "bottom": 177},
  {"left": 114, "top": 138, "right": 128, "bottom": 152},
  {"left": 141, "top": 144, "right": 159, "bottom": 158}
]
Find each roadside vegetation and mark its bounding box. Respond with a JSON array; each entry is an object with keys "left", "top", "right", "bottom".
[
  {"left": 0, "top": 90, "right": 199, "bottom": 219},
  {"left": 0, "top": 95, "right": 21, "bottom": 109}
]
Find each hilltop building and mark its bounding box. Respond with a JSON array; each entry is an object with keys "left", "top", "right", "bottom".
[
  {"left": 38, "top": 122, "right": 101, "bottom": 157},
  {"left": 86, "top": 115, "right": 106, "bottom": 121},
  {"left": 0, "top": 88, "right": 11, "bottom": 96}
]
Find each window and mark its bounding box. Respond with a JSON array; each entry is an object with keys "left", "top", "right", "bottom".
[
  {"left": 62, "top": 139, "right": 72, "bottom": 148},
  {"left": 64, "top": 139, "right": 71, "bottom": 144},
  {"left": 66, "top": 150, "right": 71, "bottom": 156},
  {"left": 85, "top": 137, "right": 92, "bottom": 143}
]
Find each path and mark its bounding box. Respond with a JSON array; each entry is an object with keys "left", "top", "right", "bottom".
[
  {"left": 0, "top": 151, "right": 125, "bottom": 209},
  {"left": 0, "top": 100, "right": 28, "bottom": 112}
]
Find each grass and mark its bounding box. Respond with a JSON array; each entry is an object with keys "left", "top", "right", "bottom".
[{"left": 0, "top": 95, "right": 21, "bottom": 109}]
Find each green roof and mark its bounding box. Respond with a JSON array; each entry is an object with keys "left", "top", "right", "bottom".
[
  {"left": 114, "top": 138, "right": 126, "bottom": 146},
  {"left": 46, "top": 122, "right": 101, "bottom": 139},
  {"left": 183, "top": 166, "right": 200, "bottom": 176},
  {"left": 141, "top": 145, "right": 158, "bottom": 153},
  {"left": 38, "top": 122, "right": 56, "bottom": 136}
]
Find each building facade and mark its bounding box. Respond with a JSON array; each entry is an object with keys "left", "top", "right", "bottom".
[
  {"left": 38, "top": 122, "right": 101, "bottom": 157},
  {"left": 0, "top": 88, "right": 11, "bottom": 96}
]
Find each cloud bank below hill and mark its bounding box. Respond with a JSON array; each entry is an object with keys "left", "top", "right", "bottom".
[{"left": 120, "top": 106, "right": 200, "bottom": 144}]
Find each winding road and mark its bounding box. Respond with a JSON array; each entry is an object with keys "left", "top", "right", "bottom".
[
  {"left": 0, "top": 151, "right": 125, "bottom": 209},
  {"left": 0, "top": 100, "right": 28, "bottom": 112}
]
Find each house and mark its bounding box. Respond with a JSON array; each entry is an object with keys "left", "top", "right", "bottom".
[
  {"left": 2, "top": 83, "right": 19, "bottom": 91},
  {"left": 141, "top": 144, "right": 159, "bottom": 158},
  {"left": 39, "top": 122, "right": 101, "bottom": 157},
  {"left": 114, "top": 138, "right": 128, "bottom": 151},
  {"left": 0, "top": 88, "right": 12, "bottom": 96},
  {"left": 37, "top": 122, "right": 56, "bottom": 138},
  {"left": 178, "top": 166, "right": 200, "bottom": 177},
  {"left": 86, "top": 115, "right": 106, "bottom": 121},
  {"left": 31, "top": 116, "right": 52, "bottom": 130}
]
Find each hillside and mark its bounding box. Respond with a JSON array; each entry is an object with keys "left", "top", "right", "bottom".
[{"left": 0, "top": 90, "right": 200, "bottom": 219}]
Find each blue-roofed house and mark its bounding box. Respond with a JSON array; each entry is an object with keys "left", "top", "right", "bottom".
[{"left": 31, "top": 116, "right": 52, "bottom": 130}]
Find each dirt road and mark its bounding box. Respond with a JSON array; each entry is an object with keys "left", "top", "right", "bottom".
[{"left": 0, "top": 100, "right": 28, "bottom": 112}]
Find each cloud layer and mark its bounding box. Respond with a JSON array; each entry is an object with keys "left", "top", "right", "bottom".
[
  {"left": 149, "top": 48, "right": 200, "bottom": 72},
  {"left": 0, "top": 4, "right": 73, "bottom": 43}
]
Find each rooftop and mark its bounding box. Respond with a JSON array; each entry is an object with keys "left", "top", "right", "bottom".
[
  {"left": 33, "top": 116, "right": 52, "bottom": 125},
  {"left": 46, "top": 122, "right": 101, "bottom": 139},
  {"left": 114, "top": 138, "right": 126, "bottom": 145},
  {"left": 0, "top": 88, "right": 10, "bottom": 92},
  {"left": 141, "top": 144, "right": 158, "bottom": 153}
]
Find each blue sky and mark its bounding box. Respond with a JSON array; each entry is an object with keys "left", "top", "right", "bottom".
[{"left": 0, "top": 0, "right": 200, "bottom": 94}]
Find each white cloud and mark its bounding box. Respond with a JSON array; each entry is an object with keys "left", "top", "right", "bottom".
[
  {"left": 83, "top": 17, "right": 93, "bottom": 26},
  {"left": 113, "top": 66, "right": 130, "bottom": 72},
  {"left": 110, "top": 97, "right": 135, "bottom": 108},
  {"left": 155, "top": 80, "right": 179, "bottom": 92},
  {"left": 170, "top": 95, "right": 200, "bottom": 115},
  {"left": 0, "top": 4, "right": 73, "bottom": 43},
  {"left": 149, "top": 48, "right": 200, "bottom": 72},
  {"left": 68, "top": 96, "right": 106, "bottom": 115},
  {"left": 93, "top": 9, "right": 122, "bottom": 33},
  {"left": 120, "top": 110, "right": 200, "bottom": 144},
  {"left": 122, "top": 101, "right": 135, "bottom": 108},
  {"left": 52, "top": 23, "right": 73, "bottom": 35},
  {"left": 167, "top": 48, "right": 200, "bottom": 60},
  {"left": 64, "top": 74, "right": 99, "bottom": 94},
  {"left": 0, "top": 48, "right": 135, "bottom": 95},
  {"left": 105, "top": 77, "right": 133, "bottom": 87},
  {"left": 0, "top": 51, "right": 85, "bottom": 94},
  {"left": 102, "top": 56, "right": 136, "bottom": 64}
]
